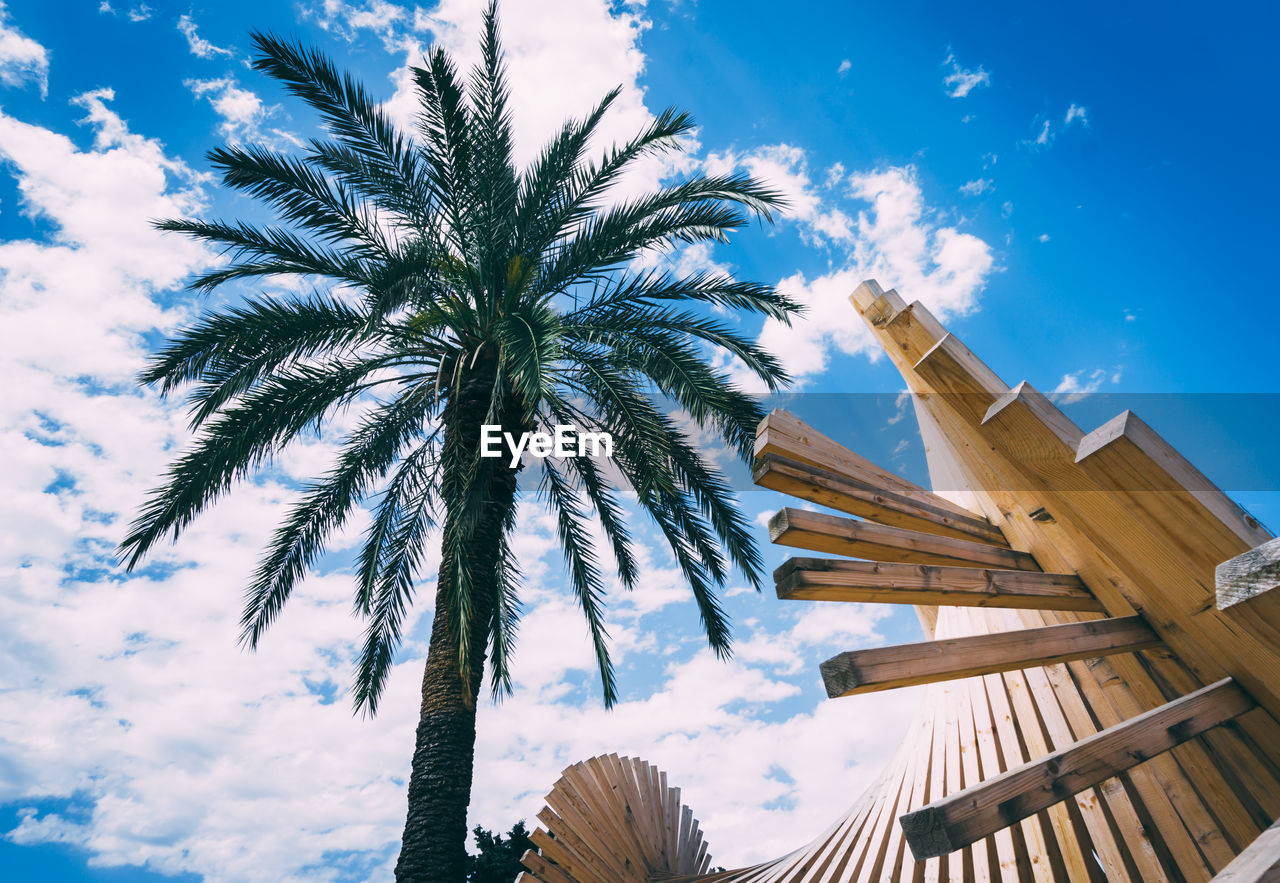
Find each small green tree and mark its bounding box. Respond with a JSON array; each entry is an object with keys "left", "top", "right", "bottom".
[{"left": 467, "top": 821, "right": 535, "bottom": 882}]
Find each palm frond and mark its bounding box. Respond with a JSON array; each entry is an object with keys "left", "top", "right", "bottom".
[
  {"left": 156, "top": 218, "right": 371, "bottom": 291},
  {"left": 118, "top": 357, "right": 381, "bottom": 569},
  {"left": 241, "top": 388, "right": 437, "bottom": 649},
  {"left": 540, "top": 462, "right": 617, "bottom": 706},
  {"left": 353, "top": 442, "right": 438, "bottom": 715},
  {"left": 249, "top": 32, "right": 430, "bottom": 222}
]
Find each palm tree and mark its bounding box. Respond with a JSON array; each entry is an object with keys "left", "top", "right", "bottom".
[{"left": 119, "top": 4, "right": 798, "bottom": 879}]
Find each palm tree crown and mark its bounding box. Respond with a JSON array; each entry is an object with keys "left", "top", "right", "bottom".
[{"left": 120, "top": 4, "right": 799, "bottom": 718}]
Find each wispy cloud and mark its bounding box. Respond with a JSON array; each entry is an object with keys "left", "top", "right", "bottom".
[
  {"left": 1023, "top": 103, "right": 1090, "bottom": 149},
  {"left": 177, "top": 14, "right": 233, "bottom": 59},
  {"left": 942, "top": 51, "right": 990, "bottom": 98},
  {"left": 185, "top": 77, "right": 292, "bottom": 146},
  {"left": 1051, "top": 367, "right": 1120, "bottom": 403},
  {"left": 837, "top": 58, "right": 851, "bottom": 75},
  {"left": 708, "top": 160, "right": 994, "bottom": 389},
  {"left": 0, "top": 2, "right": 49, "bottom": 97},
  {"left": 959, "top": 177, "right": 994, "bottom": 196}
]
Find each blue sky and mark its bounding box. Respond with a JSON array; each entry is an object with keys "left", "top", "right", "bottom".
[{"left": 1, "top": 1, "right": 1277, "bottom": 880}]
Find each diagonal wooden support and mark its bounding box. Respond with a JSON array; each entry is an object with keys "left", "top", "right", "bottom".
[
  {"left": 769, "top": 507, "right": 1040, "bottom": 571},
  {"left": 753, "top": 452, "right": 1007, "bottom": 545},
  {"left": 775, "top": 557, "right": 1103, "bottom": 611},
  {"left": 1217, "top": 537, "right": 1280, "bottom": 610},
  {"left": 1212, "top": 815, "right": 1280, "bottom": 881},
  {"left": 820, "top": 615, "right": 1160, "bottom": 697},
  {"left": 898, "top": 677, "right": 1257, "bottom": 861}
]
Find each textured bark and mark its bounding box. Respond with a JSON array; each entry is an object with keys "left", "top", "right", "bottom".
[{"left": 394, "top": 358, "right": 523, "bottom": 882}]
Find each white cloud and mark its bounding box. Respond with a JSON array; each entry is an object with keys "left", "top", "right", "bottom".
[
  {"left": 725, "top": 163, "right": 993, "bottom": 389},
  {"left": 392, "top": 0, "right": 698, "bottom": 203},
  {"left": 706, "top": 144, "right": 854, "bottom": 246},
  {"left": 126, "top": 3, "right": 152, "bottom": 22},
  {"left": 1001, "top": 200, "right": 1014, "bottom": 218},
  {"left": 1065, "top": 102, "right": 1089, "bottom": 126},
  {"left": 1038, "top": 233, "right": 1050, "bottom": 242},
  {"left": 942, "top": 51, "right": 990, "bottom": 98},
  {"left": 959, "top": 177, "right": 994, "bottom": 196},
  {"left": 837, "top": 58, "right": 851, "bottom": 75},
  {"left": 177, "top": 14, "right": 233, "bottom": 59},
  {"left": 0, "top": 2, "right": 49, "bottom": 97},
  {"left": 309, "top": 0, "right": 407, "bottom": 41},
  {"left": 1051, "top": 367, "right": 1120, "bottom": 404},
  {"left": 185, "top": 77, "right": 287, "bottom": 146}
]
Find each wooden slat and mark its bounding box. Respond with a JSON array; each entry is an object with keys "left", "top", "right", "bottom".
[
  {"left": 768, "top": 508, "right": 1041, "bottom": 571},
  {"left": 755, "top": 408, "right": 985, "bottom": 525},
  {"left": 753, "top": 450, "right": 1007, "bottom": 545},
  {"left": 1218, "top": 537, "right": 1280, "bottom": 610},
  {"left": 899, "top": 678, "right": 1258, "bottom": 861},
  {"left": 1212, "top": 816, "right": 1280, "bottom": 882},
  {"left": 775, "top": 557, "right": 1101, "bottom": 611},
  {"left": 819, "top": 615, "right": 1161, "bottom": 697}
]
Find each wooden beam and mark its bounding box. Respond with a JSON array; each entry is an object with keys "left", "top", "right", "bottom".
[
  {"left": 775, "top": 557, "right": 1103, "bottom": 611},
  {"left": 768, "top": 507, "right": 1040, "bottom": 571},
  {"left": 1212, "top": 816, "right": 1280, "bottom": 882},
  {"left": 898, "top": 678, "right": 1257, "bottom": 861},
  {"left": 1076, "top": 410, "right": 1271, "bottom": 548},
  {"left": 753, "top": 452, "right": 1007, "bottom": 545},
  {"left": 819, "top": 615, "right": 1160, "bottom": 697},
  {"left": 1217, "top": 537, "right": 1280, "bottom": 610},
  {"left": 754, "top": 409, "right": 990, "bottom": 527}
]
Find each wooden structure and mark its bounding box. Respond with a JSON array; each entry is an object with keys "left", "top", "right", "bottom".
[{"left": 519, "top": 280, "right": 1280, "bottom": 882}]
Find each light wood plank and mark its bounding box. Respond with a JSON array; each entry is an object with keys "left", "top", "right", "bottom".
[
  {"left": 768, "top": 507, "right": 1041, "bottom": 571},
  {"left": 899, "top": 678, "right": 1257, "bottom": 860},
  {"left": 775, "top": 557, "right": 1101, "bottom": 611},
  {"left": 754, "top": 407, "right": 942, "bottom": 506},
  {"left": 753, "top": 449, "right": 1007, "bottom": 545},
  {"left": 820, "top": 615, "right": 1160, "bottom": 697},
  {"left": 1212, "top": 816, "right": 1280, "bottom": 882}
]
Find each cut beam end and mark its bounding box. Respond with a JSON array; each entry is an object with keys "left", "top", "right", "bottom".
[
  {"left": 1217, "top": 536, "right": 1280, "bottom": 610},
  {"left": 899, "top": 805, "right": 956, "bottom": 861}
]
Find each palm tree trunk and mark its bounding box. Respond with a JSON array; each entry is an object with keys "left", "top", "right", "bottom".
[
  {"left": 395, "top": 360, "right": 522, "bottom": 882},
  {"left": 393, "top": 556, "right": 496, "bottom": 881}
]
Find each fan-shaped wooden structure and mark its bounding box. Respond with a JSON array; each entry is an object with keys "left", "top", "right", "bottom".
[{"left": 518, "top": 281, "right": 1280, "bottom": 882}]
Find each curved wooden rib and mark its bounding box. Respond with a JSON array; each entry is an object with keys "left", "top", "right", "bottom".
[
  {"left": 521, "top": 281, "right": 1280, "bottom": 882},
  {"left": 516, "top": 754, "right": 712, "bottom": 883}
]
